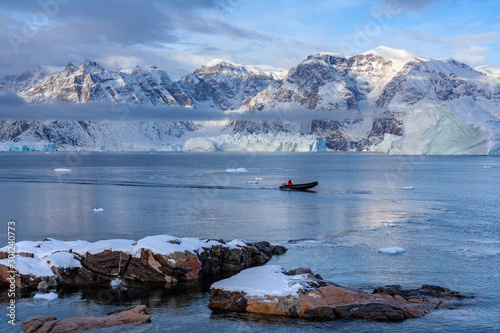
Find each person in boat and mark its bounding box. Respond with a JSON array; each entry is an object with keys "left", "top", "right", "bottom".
[{"left": 287, "top": 179, "right": 293, "bottom": 185}]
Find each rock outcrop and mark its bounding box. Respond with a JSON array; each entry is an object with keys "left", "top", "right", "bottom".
[
  {"left": 208, "top": 266, "right": 465, "bottom": 321},
  {"left": 0, "top": 236, "right": 286, "bottom": 290},
  {"left": 21, "top": 305, "right": 151, "bottom": 332}
]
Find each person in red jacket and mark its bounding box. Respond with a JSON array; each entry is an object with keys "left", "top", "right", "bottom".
[{"left": 287, "top": 179, "right": 293, "bottom": 185}]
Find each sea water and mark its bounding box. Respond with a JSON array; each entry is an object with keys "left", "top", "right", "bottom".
[{"left": 0, "top": 152, "right": 498, "bottom": 332}]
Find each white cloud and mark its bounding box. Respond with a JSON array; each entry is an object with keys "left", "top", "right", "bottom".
[{"left": 452, "top": 32, "right": 500, "bottom": 66}]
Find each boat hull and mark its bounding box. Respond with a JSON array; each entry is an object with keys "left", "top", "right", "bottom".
[{"left": 279, "top": 181, "right": 318, "bottom": 191}]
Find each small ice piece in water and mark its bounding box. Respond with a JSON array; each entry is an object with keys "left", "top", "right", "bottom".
[
  {"left": 93, "top": 208, "right": 105, "bottom": 212},
  {"left": 482, "top": 166, "right": 493, "bottom": 169},
  {"left": 379, "top": 247, "right": 406, "bottom": 254},
  {"left": 255, "top": 178, "right": 263, "bottom": 180},
  {"left": 110, "top": 278, "right": 122, "bottom": 289},
  {"left": 402, "top": 186, "right": 415, "bottom": 190},
  {"left": 247, "top": 181, "right": 259, "bottom": 184},
  {"left": 54, "top": 168, "right": 71, "bottom": 172},
  {"left": 33, "top": 292, "right": 58, "bottom": 301},
  {"left": 226, "top": 167, "right": 248, "bottom": 173}
]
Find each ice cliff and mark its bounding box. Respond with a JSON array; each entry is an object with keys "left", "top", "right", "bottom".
[
  {"left": 380, "top": 104, "right": 498, "bottom": 155},
  {"left": 182, "top": 133, "right": 327, "bottom": 152}
]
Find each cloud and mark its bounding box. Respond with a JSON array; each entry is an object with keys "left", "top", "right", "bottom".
[
  {"left": 0, "top": 0, "right": 271, "bottom": 77},
  {"left": 452, "top": 32, "right": 500, "bottom": 66},
  {"left": 0, "top": 95, "right": 383, "bottom": 122},
  {"left": 381, "top": 0, "right": 442, "bottom": 13}
]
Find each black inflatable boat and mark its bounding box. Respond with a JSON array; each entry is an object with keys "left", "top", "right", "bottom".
[{"left": 279, "top": 181, "right": 318, "bottom": 191}]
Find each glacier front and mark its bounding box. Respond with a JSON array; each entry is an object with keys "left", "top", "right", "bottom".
[
  {"left": 387, "top": 104, "right": 494, "bottom": 155},
  {"left": 182, "top": 133, "right": 327, "bottom": 152}
]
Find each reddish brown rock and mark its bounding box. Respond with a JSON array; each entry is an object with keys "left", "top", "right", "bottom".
[
  {"left": 21, "top": 305, "right": 151, "bottom": 333},
  {"left": 208, "top": 267, "right": 465, "bottom": 322},
  {"left": 0, "top": 238, "right": 286, "bottom": 290}
]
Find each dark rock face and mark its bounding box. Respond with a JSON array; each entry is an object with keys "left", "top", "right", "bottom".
[
  {"left": 21, "top": 305, "right": 151, "bottom": 333},
  {"left": 208, "top": 267, "right": 465, "bottom": 322},
  {"left": 0, "top": 239, "right": 287, "bottom": 290}
]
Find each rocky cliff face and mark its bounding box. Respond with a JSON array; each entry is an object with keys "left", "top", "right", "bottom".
[{"left": 178, "top": 59, "right": 276, "bottom": 111}]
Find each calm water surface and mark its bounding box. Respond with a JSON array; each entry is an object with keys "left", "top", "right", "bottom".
[{"left": 0, "top": 152, "right": 499, "bottom": 332}]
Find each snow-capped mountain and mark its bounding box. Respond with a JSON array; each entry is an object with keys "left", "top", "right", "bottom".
[
  {"left": 14, "top": 60, "right": 194, "bottom": 107},
  {"left": 1, "top": 47, "right": 499, "bottom": 153},
  {"left": 178, "top": 59, "right": 279, "bottom": 111}
]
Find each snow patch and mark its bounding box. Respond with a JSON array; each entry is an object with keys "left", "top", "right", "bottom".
[{"left": 211, "top": 265, "right": 312, "bottom": 297}]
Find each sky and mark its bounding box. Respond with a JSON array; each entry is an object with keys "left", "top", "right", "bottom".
[{"left": 0, "top": 0, "right": 499, "bottom": 78}]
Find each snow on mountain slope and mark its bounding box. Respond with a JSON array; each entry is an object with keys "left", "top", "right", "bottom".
[
  {"left": 476, "top": 64, "right": 500, "bottom": 79},
  {"left": 375, "top": 58, "right": 500, "bottom": 119},
  {"left": 17, "top": 60, "right": 194, "bottom": 107}
]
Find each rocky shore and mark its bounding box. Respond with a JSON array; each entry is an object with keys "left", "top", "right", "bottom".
[
  {"left": 208, "top": 266, "right": 465, "bottom": 321},
  {"left": 21, "top": 305, "right": 151, "bottom": 332},
  {"left": 0, "top": 235, "right": 286, "bottom": 291}
]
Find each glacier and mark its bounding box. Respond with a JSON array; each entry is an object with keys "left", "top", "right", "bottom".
[
  {"left": 387, "top": 104, "right": 495, "bottom": 155},
  {"left": 0, "top": 141, "right": 55, "bottom": 151},
  {"left": 182, "top": 133, "right": 327, "bottom": 152}
]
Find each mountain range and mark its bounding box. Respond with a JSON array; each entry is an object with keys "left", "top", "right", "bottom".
[{"left": 1, "top": 46, "right": 499, "bottom": 151}]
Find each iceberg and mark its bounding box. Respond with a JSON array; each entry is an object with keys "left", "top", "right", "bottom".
[
  {"left": 388, "top": 104, "right": 494, "bottom": 155},
  {"left": 33, "top": 292, "right": 59, "bottom": 301},
  {"left": 372, "top": 133, "right": 402, "bottom": 152},
  {"left": 379, "top": 247, "right": 406, "bottom": 255},
  {"left": 182, "top": 133, "right": 327, "bottom": 152},
  {"left": 227, "top": 168, "right": 247, "bottom": 173}
]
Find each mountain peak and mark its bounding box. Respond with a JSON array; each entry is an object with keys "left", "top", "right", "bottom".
[
  {"left": 362, "top": 46, "right": 419, "bottom": 62},
  {"left": 203, "top": 59, "right": 238, "bottom": 68},
  {"left": 79, "top": 59, "right": 105, "bottom": 73}
]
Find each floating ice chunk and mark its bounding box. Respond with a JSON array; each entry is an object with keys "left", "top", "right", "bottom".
[
  {"left": 110, "top": 278, "right": 122, "bottom": 289},
  {"left": 255, "top": 178, "right": 263, "bottom": 180},
  {"left": 93, "top": 208, "right": 105, "bottom": 212},
  {"left": 247, "top": 181, "right": 259, "bottom": 184},
  {"left": 482, "top": 166, "right": 493, "bottom": 169},
  {"left": 34, "top": 292, "right": 58, "bottom": 301},
  {"left": 402, "top": 186, "right": 415, "bottom": 190},
  {"left": 226, "top": 167, "right": 247, "bottom": 173},
  {"left": 379, "top": 247, "right": 406, "bottom": 254},
  {"left": 54, "top": 168, "right": 71, "bottom": 172}
]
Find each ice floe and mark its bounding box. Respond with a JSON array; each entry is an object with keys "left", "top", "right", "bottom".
[
  {"left": 226, "top": 167, "right": 247, "bottom": 173},
  {"left": 378, "top": 247, "right": 406, "bottom": 254},
  {"left": 92, "top": 208, "right": 105, "bottom": 212},
  {"left": 33, "top": 292, "right": 58, "bottom": 301},
  {"left": 54, "top": 168, "right": 71, "bottom": 172}
]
